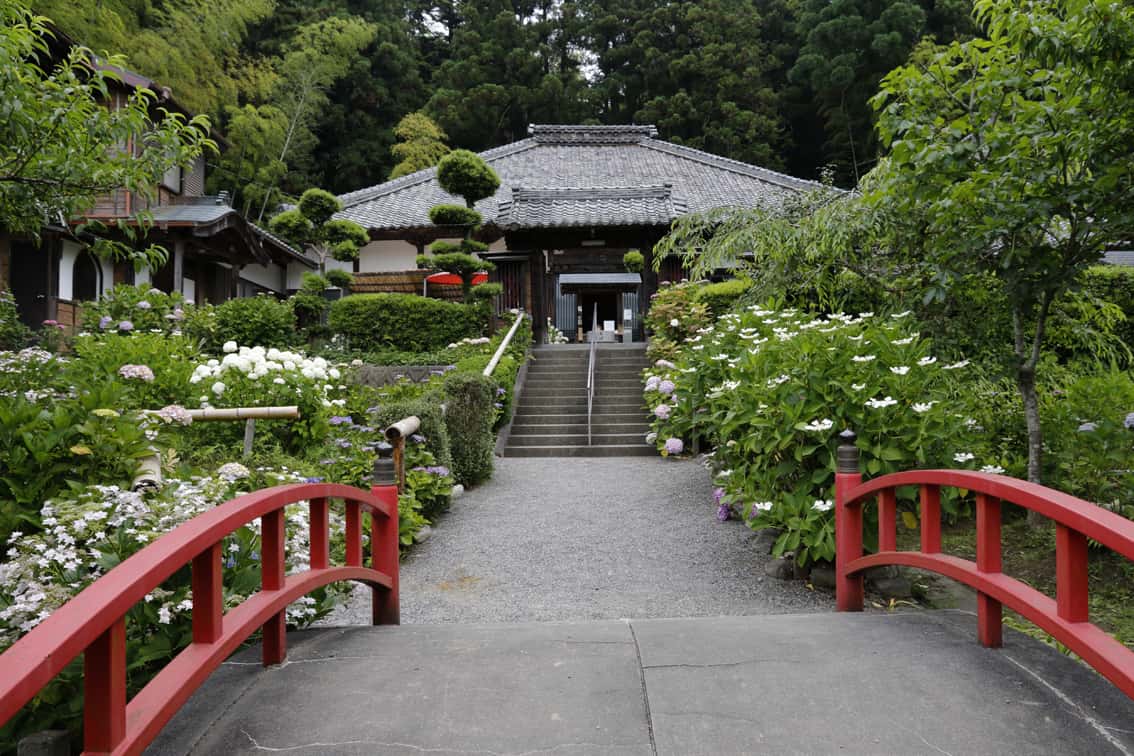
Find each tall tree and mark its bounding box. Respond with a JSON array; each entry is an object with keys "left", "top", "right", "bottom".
[
  {"left": 579, "top": 0, "right": 789, "bottom": 167},
  {"left": 253, "top": 15, "right": 378, "bottom": 218},
  {"left": 424, "top": 0, "right": 591, "bottom": 150},
  {"left": 36, "top": 0, "right": 276, "bottom": 116},
  {"left": 871, "top": 0, "right": 1134, "bottom": 489},
  {"left": 389, "top": 111, "right": 451, "bottom": 178},
  {"left": 787, "top": 0, "right": 973, "bottom": 184}
]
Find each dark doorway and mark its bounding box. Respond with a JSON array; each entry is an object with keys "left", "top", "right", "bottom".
[
  {"left": 72, "top": 251, "right": 100, "bottom": 303},
  {"left": 578, "top": 290, "right": 619, "bottom": 331},
  {"left": 9, "top": 240, "right": 49, "bottom": 328}
]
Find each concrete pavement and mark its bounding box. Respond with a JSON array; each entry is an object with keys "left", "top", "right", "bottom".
[{"left": 149, "top": 610, "right": 1134, "bottom": 755}]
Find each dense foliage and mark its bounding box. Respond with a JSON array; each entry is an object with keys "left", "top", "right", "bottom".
[{"left": 31, "top": 0, "right": 980, "bottom": 199}]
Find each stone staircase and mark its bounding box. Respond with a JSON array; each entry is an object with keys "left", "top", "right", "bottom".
[{"left": 504, "top": 344, "right": 654, "bottom": 457}]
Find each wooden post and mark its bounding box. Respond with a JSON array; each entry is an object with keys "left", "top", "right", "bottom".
[
  {"left": 835, "top": 430, "right": 864, "bottom": 612},
  {"left": 371, "top": 444, "right": 400, "bottom": 625},
  {"left": 84, "top": 618, "right": 126, "bottom": 753},
  {"left": 975, "top": 493, "right": 1003, "bottom": 647},
  {"left": 242, "top": 418, "right": 256, "bottom": 458}
]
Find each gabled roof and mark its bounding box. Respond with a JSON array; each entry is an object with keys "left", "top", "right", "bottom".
[{"left": 336, "top": 125, "right": 823, "bottom": 233}]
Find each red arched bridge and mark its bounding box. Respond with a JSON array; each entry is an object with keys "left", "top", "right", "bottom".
[{"left": 2, "top": 430, "right": 1134, "bottom": 755}]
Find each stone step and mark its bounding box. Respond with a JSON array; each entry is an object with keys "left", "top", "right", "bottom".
[
  {"left": 509, "top": 423, "right": 650, "bottom": 436},
  {"left": 511, "top": 413, "right": 646, "bottom": 425},
  {"left": 522, "top": 379, "right": 643, "bottom": 389},
  {"left": 506, "top": 433, "right": 649, "bottom": 447},
  {"left": 520, "top": 385, "right": 644, "bottom": 395},
  {"left": 519, "top": 394, "right": 644, "bottom": 404},
  {"left": 503, "top": 444, "right": 657, "bottom": 458},
  {"left": 517, "top": 400, "right": 645, "bottom": 412}
]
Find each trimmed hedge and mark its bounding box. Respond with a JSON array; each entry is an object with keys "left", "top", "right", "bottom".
[
  {"left": 329, "top": 293, "right": 482, "bottom": 352},
  {"left": 442, "top": 371, "right": 495, "bottom": 486},
  {"left": 694, "top": 277, "right": 753, "bottom": 316}
]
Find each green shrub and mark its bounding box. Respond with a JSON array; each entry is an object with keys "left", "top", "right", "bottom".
[
  {"left": 693, "top": 277, "right": 753, "bottom": 316},
  {"left": 0, "top": 289, "right": 29, "bottom": 349},
  {"left": 366, "top": 390, "right": 454, "bottom": 472},
  {"left": 1080, "top": 265, "right": 1134, "bottom": 355},
  {"left": 324, "top": 269, "right": 354, "bottom": 289},
  {"left": 436, "top": 149, "right": 500, "bottom": 207},
  {"left": 211, "top": 295, "right": 296, "bottom": 350},
  {"left": 69, "top": 332, "right": 200, "bottom": 409},
  {"left": 1040, "top": 368, "right": 1134, "bottom": 518},
  {"left": 442, "top": 371, "right": 495, "bottom": 486},
  {"left": 329, "top": 293, "right": 481, "bottom": 352},
  {"left": 623, "top": 250, "right": 644, "bottom": 273},
  {"left": 428, "top": 204, "right": 482, "bottom": 226},
  {"left": 643, "top": 281, "right": 712, "bottom": 362}
]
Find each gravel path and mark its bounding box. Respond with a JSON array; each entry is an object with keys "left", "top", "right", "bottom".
[{"left": 320, "top": 456, "right": 830, "bottom": 625}]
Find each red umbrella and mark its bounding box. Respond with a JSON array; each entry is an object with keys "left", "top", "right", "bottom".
[{"left": 424, "top": 271, "right": 488, "bottom": 286}]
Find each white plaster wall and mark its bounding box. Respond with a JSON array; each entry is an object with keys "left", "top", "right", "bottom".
[
  {"left": 240, "top": 262, "right": 286, "bottom": 293},
  {"left": 99, "top": 257, "right": 114, "bottom": 297},
  {"left": 286, "top": 261, "right": 315, "bottom": 291},
  {"left": 135, "top": 267, "right": 151, "bottom": 287},
  {"left": 58, "top": 241, "right": 79, "bottom": 301},
  {"left": 357, "top": 240, "right": 420, "bottom": 272},
  {"left": 356, "top": 236, "right": 509, "bottom": 273}
]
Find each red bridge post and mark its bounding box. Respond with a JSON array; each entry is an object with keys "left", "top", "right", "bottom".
[
  {"left": 835, "top": 430, "right": 864, "bottom": 611},
  {"left": 371, "top": 441, "right": 400, "bottom": 625}
]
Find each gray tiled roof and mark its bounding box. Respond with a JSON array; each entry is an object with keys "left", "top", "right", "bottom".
[
  {"left": 496, "top": 185, "right": 684, "bottom": 229},
  {"left": 148, "top": 204, "right": 234, "bottom": 224},
  {"left": 1103, "top": 250, "right": 1134, "bottom": 267},
  {"left": 337, "top": 124, "right": 824, "bottom": 232}
]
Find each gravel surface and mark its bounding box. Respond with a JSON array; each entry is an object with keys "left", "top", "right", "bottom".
[{"left": 320, "top": 456, "right": 830, "bottom": 625}]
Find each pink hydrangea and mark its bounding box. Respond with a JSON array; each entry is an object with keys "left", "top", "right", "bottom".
[
  {"left": 664, "top": 437, "right": 683, "bottom": 455},
  {"left": 654, "top": 404, "right": 671, "bottom": 420},
  {"left": 658, "top": 379, "right": 676, "bottom": 395},
  {"left": 118, "top": 364, "right": 155, "bottom": 382},
  {"left": 155, "top": 404, "right": 192, "bottom": 425}
]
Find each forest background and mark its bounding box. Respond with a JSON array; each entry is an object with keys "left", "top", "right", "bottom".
[{"left": 37, "top": 0, "right": 975, "bottom": 217}]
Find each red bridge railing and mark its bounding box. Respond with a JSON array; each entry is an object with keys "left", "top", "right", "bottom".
[
  {"left": 833, "top": 431, "right": 1134, "bottom": 699},
  {"left": 0, "top": 480, "right": 399, "bottom": 754}
]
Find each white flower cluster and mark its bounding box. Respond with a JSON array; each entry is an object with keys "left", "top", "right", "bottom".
[
  {"left": 189, "top": 344, "right": 343, "bottom": 405},
  {"left": 447, "top": 336, "right": 492, "bottom": 348}
]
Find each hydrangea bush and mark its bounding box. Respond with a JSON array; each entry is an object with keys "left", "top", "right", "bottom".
[
  {"left": 189, "top": 343, "right": 347, "bottom": 452},
  {"left": 643, "top": 305, "right": 996, "bottom": 566},
  {"left": 0, "top": 464, "right": 353, "bottom": 747}
]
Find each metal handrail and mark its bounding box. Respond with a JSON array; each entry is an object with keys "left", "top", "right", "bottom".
[
  {"left": 483, "top": 310, "right": 527, "bottom": 378},
  {"left": 586, "top": 304, "right": 598, "bottom": 446}
]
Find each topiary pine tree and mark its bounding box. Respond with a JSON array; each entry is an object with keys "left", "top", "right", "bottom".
[
  {"left": 418, "top": 150, "right": 502, "bottom": 303},
  {"left": 269, "top": 188, "right": 368, "bottom": 275}
]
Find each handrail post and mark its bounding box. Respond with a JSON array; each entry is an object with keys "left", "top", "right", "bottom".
[
  {"left": 835, "top": 430, "right": 864, "bottom": 611},
  {"left": 84, "top": 617, "right": 126, "bottom": 753},
  {"left": 371, "top": 441, "right": 400, "bottom": 625},
  {"left": 1056, "top": 524, "right": 1089, "bottom": 623},
  {"left": 976, "top": 493, "right": 1003, "bottom": 647},
  {"left": 261, "top": 509, "right": 287, "bottom": 665},
  {"left": 587, "top": 304, "right": 598, "bottom": 446}
]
